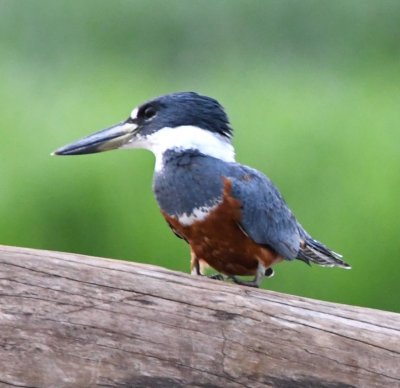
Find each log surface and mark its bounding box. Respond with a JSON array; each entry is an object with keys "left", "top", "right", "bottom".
[{"left": 0, "top": 245, "right": 399, "bottom": 388}]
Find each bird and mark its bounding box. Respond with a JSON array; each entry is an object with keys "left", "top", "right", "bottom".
[{"left": 53, "top": 91, "right": 350, "bottom": 287}]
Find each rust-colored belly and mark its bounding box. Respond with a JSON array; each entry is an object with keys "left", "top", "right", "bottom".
[{"left": 163, "top": 178, "right": 280, "bottom": 276}]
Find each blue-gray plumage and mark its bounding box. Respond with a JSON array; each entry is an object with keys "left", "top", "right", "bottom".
[
  {"left": 154, "top": 149, "right": 300, "bottom": 259},
  {"left": 128, "top": 92, "right": 232, "bottom": 139},
  {"left": 53, "top": 91, "right": 351, "bottom": 287}
]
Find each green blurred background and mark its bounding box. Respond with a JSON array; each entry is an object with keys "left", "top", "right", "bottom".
[{"left": 1, "top": 1, "right": 399, "bottom": 312}]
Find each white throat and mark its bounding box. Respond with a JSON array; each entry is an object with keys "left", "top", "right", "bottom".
[{"left": 126, "top": 125, "right": 235, "bottom": 172}]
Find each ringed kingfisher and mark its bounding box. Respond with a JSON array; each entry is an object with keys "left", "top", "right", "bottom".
[{"left": 53, "top": 92, "right": 350, "bottom": 287}]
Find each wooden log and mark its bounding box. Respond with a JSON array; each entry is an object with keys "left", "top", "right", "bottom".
[{"left": 0, "top": 245, "right": 399, "bottom": 387}]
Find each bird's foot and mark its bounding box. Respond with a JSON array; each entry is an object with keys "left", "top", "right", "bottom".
[
  {"left": 208, "top": 273, "right": 225, "bottom": 281},
  {"left": 191, "top": 256, "right": 225, "bottom": 281},
  {"left": 192, "top": 257, "right": 274, "bottom": 286},
  {"left": 229, "top": 276, "right": 260, "bottom": 288},
  {"left": 229, "top": 264, "right": 274, "bottom": 288}
]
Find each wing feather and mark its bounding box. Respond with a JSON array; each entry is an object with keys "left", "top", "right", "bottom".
[{"left": 228, "top": 165, "right": 300, "bottom": 259}]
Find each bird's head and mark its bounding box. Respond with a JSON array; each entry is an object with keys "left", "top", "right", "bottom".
[{"left": 53, "top": 92, "right": 235, "bottom": 170}]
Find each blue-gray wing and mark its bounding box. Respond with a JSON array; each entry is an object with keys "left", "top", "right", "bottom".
[{"left": 229, "top": 165, "right": 300, "bottom": 259}]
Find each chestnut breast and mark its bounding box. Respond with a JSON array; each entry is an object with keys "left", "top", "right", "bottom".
[{"left": 163, "top": 178, "right": 279, "bottom": 276}]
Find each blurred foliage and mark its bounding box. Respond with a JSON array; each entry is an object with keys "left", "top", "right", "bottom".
[{"left": 0, "top": 1, "right": 399, "bottom": 312}]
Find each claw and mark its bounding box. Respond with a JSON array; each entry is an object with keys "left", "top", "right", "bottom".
[
  {"left": 229, "top": 262, "right": 273, "bottom": 288},
  {"left": 191, "top": 256, "right": 273, "bottom": 287},
  {"left": 208, "top": 273, "right": 225, "bottom": 281},
  {"left": 230, "top": 275, "right": 260, "bottom": 288},
  {"left": 191, "top": 255, "right": 225, "bottom": 281}
]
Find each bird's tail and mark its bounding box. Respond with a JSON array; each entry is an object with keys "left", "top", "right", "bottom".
[{"left": 296, "top": 237, "right": 351, "bottom": 269}]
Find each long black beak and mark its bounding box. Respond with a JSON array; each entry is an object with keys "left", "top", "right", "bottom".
[{"left": 52, "top": 119, "right": 138, "bottom": 156}]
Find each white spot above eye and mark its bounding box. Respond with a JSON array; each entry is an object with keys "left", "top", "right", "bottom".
[
  {"left": 130, "top": 107, "right": 139, "bottom": 119},
  {"left": 178, "top": 203, "right": 220, "bottom": 226}
]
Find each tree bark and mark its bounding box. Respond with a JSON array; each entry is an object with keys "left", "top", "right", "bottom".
[{"left": 0, "top": 245, "right": 399, "bottom": 388}]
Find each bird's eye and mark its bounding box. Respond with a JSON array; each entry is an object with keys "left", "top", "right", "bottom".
[{"left": 143, "top": 106, "right": 156, "bottom": 119}]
